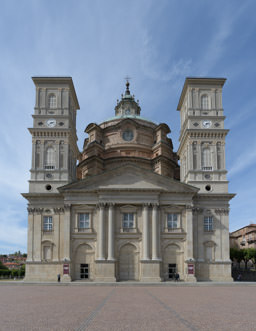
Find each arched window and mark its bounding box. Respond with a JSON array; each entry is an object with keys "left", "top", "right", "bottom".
[
  {"left": 201, "top": 95, "right": 209, "bottom": 110},
  {"left": 48, "top": 94, "right": 57, "bottom": 108},
  {"left": 202, "top": 147, "right": 212, "bottom": 170},
  {"left": 45, "top": 147, "right": 55, "bottom": 169}
]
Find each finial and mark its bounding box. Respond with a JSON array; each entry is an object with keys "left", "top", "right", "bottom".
[{"left": 124, "top": 76, "right": 131, "bottom": 95}]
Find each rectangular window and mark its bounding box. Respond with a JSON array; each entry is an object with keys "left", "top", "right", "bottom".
[
  {"left": 204, "top": 216, "right": 213, "bottom": 231},
  {"left": 167, "top": 214, "right": 178, "bottom": 229},
  {"left": 43, "top": 216, "right": 53, "bottom": 231},
  {"left": 123, "top": 213, "right": 134, "bottom": 229},
  {"left": 79, "top": 213, "right": 90, "bottom": 229}
]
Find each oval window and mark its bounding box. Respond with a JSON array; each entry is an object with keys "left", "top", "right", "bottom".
[{"left": 122, "top": 130, "right": 134, "bottom": 141}]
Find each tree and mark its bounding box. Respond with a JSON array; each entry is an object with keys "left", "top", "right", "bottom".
[
  {"left": 242, "top": 248, "right": 256, "bottom": 269},
  {"left": 0, "top": 261, "right": 8, "bottom": 270},
  {"left": 230, "top": 248, "right": 244, "bottom": 268}
]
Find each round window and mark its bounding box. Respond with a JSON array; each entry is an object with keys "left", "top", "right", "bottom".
[
  {"left": 45, "top": 184, "right": 52, "bottom": 191},
  {"left": 122, "top": 130, "right": 134, "bottom": 141},
  {"left": 205, "top": 185, "right": 211, "bottom": 192}
]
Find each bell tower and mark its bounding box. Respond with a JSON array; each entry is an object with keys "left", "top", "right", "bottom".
[
  {"left": 177, "top": 77, "right": 228, "bottom": 194},
  {"left": 29, "top": 77, "right": 80, "bottom": 193}
]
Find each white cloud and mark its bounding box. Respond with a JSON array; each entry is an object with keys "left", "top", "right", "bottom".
[
  {"left": 198, "top": 3, "right": 250, "bottom": 75},
  {"left": 229, "top": 140, "right": 256, "bottom": 177},
  {"left": 140, "top": 30, "right": 191, "bottom": 83}
]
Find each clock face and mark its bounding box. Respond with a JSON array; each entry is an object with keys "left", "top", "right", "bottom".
[
  {"left": 125, "top": 108, "right": 131, "bottom": 115},
  {"left": 122, "top": 130, "right": 134, "bottom": 141},
  {"left": 202, "top": 120, "right": 212, "bottom": 128},
  {"left": 46, "top": 119, "right": 56, "bottom": 128}
]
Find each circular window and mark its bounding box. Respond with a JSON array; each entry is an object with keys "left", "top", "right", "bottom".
[
  {"left": 45, "top": 184, "right": 52, "bottom": 191},
  {"left": 125, "top": 108, "right": 131, "bottom": 115},
  {"left": 205, "top": 185, "right": 211, "bottom": 192},
  {"left": 122, "top": 130, "right": 134, "bottom": 141}
]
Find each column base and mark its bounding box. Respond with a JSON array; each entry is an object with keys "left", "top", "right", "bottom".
[
  {"left": 184, "top": 274, "right": 197, "bottom": 282},
  {"left": 95, "top": 260, "right": 116, "bottom": 282},
  {"left": 61, "top": 274, "right": 71, "bottom": 283},
  {"left": 140, "top": 260, "right": 162, "bottom": 282}
]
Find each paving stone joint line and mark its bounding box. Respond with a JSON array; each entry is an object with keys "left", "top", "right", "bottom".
[
  {"left": 146, "top": 290, "right": 198, "bottom": 331},
  {"left": 74, "top": 288, "right": 116, "bottom": 331}
]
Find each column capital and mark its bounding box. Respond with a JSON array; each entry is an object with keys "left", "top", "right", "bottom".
[
  {"left": 108, "top": 203, "right": 115, "bottom": 208},
  {"left": 64, "top": 204, "right": 71, "bottom": 212},
  {"left": 54, "top": 207, "right": 65, "bottom": 214},
  {"left": 192, "top": 207, "right": 203, "bottom": 214},
  {"left": 215, "top": 208, "right": 229, "bottom": 215},
  {"left": 97, "top": 202, "right": 106, "bottom": 209}
]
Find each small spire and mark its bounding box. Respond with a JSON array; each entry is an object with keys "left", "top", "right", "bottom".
[{"left": 124, "top": 76, "right": 131, "bottom": 95}]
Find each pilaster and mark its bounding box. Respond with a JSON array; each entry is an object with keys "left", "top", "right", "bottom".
[
  {"left": 142, "top": 204, "right": 150, "bottom": 260},
  {"left": 107, "top": 204, "right": 115, "bottom": 261},
  {"left": 97, "top": 203, "right": 105, "bottom": 260},
  {"left": 152, "top": 204, "right": 160, "bottom": 260}
]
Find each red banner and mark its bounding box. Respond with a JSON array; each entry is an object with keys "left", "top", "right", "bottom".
[
  {"left": 63, "top": 264, "right": 69, "bottom": 275},
  {"left": 188, "top": 264, "right": 194, "bottom": 275}
]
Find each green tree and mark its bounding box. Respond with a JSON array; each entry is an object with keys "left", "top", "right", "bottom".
[
  {"left": 230, "top": 248, "right": 244, "bottom": 268},
  {"left": 0, "top": 261, "right": 8, "bottom": 270},
  {"left": 242, "top": 248, "right": 256, "bottom": 269}
]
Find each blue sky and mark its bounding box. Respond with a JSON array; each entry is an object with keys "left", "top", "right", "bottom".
[{"left": 0, "top": 0, "right": 256, "bottom": 254}]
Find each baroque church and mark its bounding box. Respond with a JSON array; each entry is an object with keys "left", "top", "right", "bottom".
[{"left": 22, "top": 77, "right": 235, "bottom": 282}]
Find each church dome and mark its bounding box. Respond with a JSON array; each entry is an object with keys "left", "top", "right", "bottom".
[{"left": 77, "top": 81, "right": 179, "bottom": 180}]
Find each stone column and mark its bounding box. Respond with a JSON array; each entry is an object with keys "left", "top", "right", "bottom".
[
  {"left": 186, "top": 206, "right": 194, "bottom": 260},
  {"left": 108, "top": 204, "right": 115, "bottom": 260},
  {"left": 97, "top": 204, "right": 105, "bottom": 260},
  {"left": 33, "top": 209, "right": 43, "bottom": 261},
  {"left": 27, "top": 209, "right": 34, "bottom": 262},
  {"left": 142, "top": 204, "right": 150, "bottom": 260},
  {"left": 185, "top": 206, "right": 197, "bottom": 282},
  {"left": 63, "top": 205, "right": 71, "bottom": 261},
  {"left": 53, "top": 208, "right": 63, "bottom": 261},
  {"left": 152, "top": 204, "right": 159, "bottom": 260}
]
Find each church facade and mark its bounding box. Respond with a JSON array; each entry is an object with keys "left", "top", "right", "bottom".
[{"left": 22, "top": 77, "right": 234, "bottom": 282}]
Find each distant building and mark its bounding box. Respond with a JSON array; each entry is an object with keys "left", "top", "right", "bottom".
[
  {"left": 22, "top": 77, "right": 235, "bottom": 282},
  {"left": 3, "top": 262, "right": 24, "bottom": 270},
  {"left": 230, "top": 224, "right": 256, "bottom": 249}
]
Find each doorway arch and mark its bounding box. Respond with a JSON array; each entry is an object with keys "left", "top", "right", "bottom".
[
  {"left": 118, "top": 243, "right": 139, "bottom": 281},
  {"left": 162, "top": 244, "right": 181, "bottom": 281},
  {"left": 74, "top": 243, "right": 94, "bottom": 280}
]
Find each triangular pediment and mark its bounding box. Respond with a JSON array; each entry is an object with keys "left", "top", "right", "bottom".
[{"left": 59, "top": 164, "right": 198, "bottom": 194}]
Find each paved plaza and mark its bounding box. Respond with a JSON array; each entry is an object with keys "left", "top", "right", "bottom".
[{"left": 0, "top": 283, "right": 256, "bottom": 330}]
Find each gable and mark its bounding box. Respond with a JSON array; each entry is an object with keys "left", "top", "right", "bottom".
[{"left": 59, "top": 164, "right": 198, "bottom": 194}]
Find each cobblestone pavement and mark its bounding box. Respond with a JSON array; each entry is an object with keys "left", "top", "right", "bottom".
[{"left": 0, "top": 284, "right": 256, "bottom": 331}]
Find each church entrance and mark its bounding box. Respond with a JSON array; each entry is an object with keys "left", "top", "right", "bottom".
[
  {"left": 119, "top": 244, "right": 138, "bottom": 281},
  {"left": 74, "top": 244, "right": 94, "bottom": 280},
  {"left": 80, "top": 264, "right": 89, "bottom": 279},
  {"left": 168, "top": 264, "right": 176, "bottom": 279},
  {"left": 163, "top": 244, "right": 179, "bottom": 281}
]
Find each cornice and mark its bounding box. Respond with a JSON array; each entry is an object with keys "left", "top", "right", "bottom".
[
  {"left": 32, "top": 76, "right": 80, "bottom": 109},
  {"left": 194, "top": 193, "right": 236, "bottom": 200},
  {"left": 178, "top": 129, "right": 229, "bottom": 154},
  {"left": 177, "top": 77, "right": 226, "bottom": 110}
]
